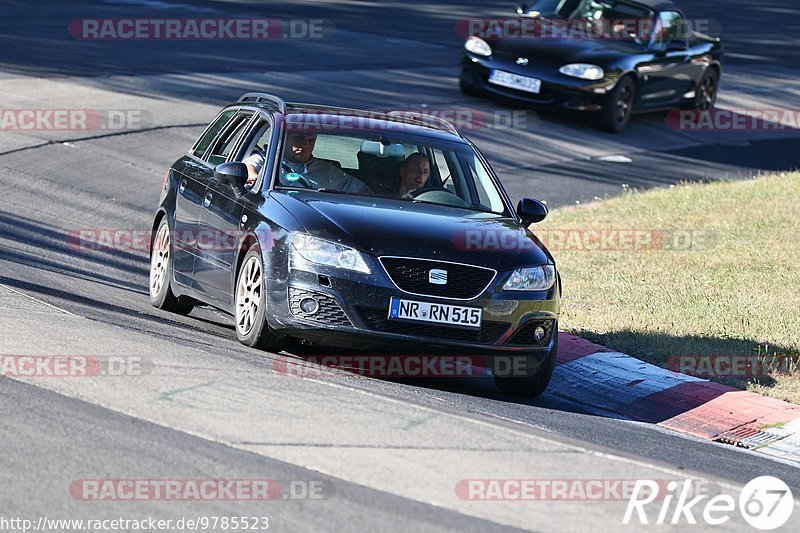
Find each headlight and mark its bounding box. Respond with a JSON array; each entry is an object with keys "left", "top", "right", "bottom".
[
  {"left": 559, "top": 63, "right": 605, "bottom": 80},
  {"left": 291, "top": 233, "right": 371, "bottom": 274},
  {"left": 465, "top": 36, "right": 492, "bottom": 57},
  {"left": 503, "top": 265, "right": 556, "bottom": 291}
]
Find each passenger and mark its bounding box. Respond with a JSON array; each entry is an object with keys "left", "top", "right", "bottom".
[{"left": 397, "top": 153, "right": 431, "bottom": 198}]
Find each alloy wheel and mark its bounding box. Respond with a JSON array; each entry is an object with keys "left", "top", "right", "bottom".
[
  {"left": 616, "top": 85, "right": 633, "bottom": 124},
  {"left": 149, "top": 223, "right": 170, "bottom": 298},
  {"left": 236, "top": 256, "right": 262, "bottom": 336}
]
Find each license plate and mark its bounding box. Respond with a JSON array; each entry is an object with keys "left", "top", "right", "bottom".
[
  {"left": 388, "top": 297, "right": 482, "bottom": 329},
  {"left": 488, "top": 69, "right": 541, "bottom": 94}
]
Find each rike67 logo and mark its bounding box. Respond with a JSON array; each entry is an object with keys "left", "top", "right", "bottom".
[{"left": 624, "top": 476, "right": 793, "bottom": 530}]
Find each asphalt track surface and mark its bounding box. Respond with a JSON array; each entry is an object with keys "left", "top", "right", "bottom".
[{"left": 1, "top": 1, "right": 799, "bottom": 531}]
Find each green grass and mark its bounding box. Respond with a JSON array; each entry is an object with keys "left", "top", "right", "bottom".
[{"left": 537, "top": 171, "right": 800, "bottom": 403}]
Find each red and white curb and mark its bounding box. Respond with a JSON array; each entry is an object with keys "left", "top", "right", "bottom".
[{"left": 554, "top": 332, "right": 800, "bottom": 464}]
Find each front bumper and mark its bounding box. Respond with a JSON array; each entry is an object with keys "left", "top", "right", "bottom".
[
  {"left": 461, "top": 53, "right": 617, "bottom": 111},
  {"left": 266, "top": 255, "right": 560, "bottom": 356}
]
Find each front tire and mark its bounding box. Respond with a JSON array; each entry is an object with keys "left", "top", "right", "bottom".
[
  {"left": 492, "top": 335, "right": 558, "bottom": 397},
  {"left": 149, "top": 218, "right": 193, "bottom": 315},
  {"left": 693, "top": 68, "right": 719, "bottom": 111},
  {"left": 597, "top": 76, "right": 635, "bottom": 133},
  {"left": 459, "top": 69, "right": 484, "bottom": 97},
  {"left": 235, "top": 247, "right": 285, "bottom": 351}
]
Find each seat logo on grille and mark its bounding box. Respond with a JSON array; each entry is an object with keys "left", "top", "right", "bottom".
[
  {"left": 428, "top": 269, "right": 448, "bottom": 285},
  {"left": 516, "top": 57, "right": 529, "bottom": 65}
]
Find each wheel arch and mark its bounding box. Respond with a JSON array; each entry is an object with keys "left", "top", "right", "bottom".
[
  {"left": 232, "top": 224, "right": 272, "bottom": 291},
  {"left": 150, "top": 208, "right": 169, "bottom": 256}
]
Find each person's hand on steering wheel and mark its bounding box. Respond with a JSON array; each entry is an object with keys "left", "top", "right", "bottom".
[{"left": 281, "top": 163, "right": 314, "bottom": 189}]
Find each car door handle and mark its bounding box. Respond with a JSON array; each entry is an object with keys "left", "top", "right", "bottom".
[
  {"left": 203, "top": 192, "right": 213, "bottom": 208},
  {"left": 179, "top": 179, "right": 186, "bottom": 193}
]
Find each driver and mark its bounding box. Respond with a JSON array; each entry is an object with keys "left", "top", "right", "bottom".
[
  {"left": 397, "top": 153, "right": 431, "bottom": 198},
  {"left": 282, "top": 131, "right": 370, "bottom": 193},
  {"left": 245, "top": 131, "right": 371, "bottom": 194}
]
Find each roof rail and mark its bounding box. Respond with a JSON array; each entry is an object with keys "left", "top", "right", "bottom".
[
  {"left": 385, "top": 110, "right": 461, "bottom": 137},
  {"left": 238, "top": 92, "right": 286, "bottom": 112}
]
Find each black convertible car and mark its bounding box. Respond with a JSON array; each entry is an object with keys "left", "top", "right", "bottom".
[
  {"left": 460, "top": 0, "right": 723, "bottom": 131},
  {"left": 149, "top": 93, "right": 561, "bottom": 396}
]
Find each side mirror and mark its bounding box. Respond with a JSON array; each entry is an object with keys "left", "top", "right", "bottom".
[
  {"left": 214, "top": 162, "right": 248, "bottom": 193},
  {"left": 517, "top": 198, "right": 548, "bottom": 226}
]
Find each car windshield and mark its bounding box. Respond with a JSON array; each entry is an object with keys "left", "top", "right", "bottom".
[
  {"left": 526, "top": 0, "right": 655, "bottom": 41},
  {"left": 274, "top": 126, "right": 509, "bottom": 215}
]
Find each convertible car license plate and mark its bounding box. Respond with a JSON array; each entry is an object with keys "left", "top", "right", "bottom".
[
  {"left": 388, "top": 297, "right": 482, "bottom": 329},
  {"left": 488, "top": 69, "right": 541, "bottom": 94}
]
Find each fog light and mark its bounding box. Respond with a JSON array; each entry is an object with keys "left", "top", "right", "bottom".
[
  {"left": 299, "top": 297, "right": 319, "bottom": 314},
  {"left": 533, "top": 326, "right": 547, "bottom": 342}
]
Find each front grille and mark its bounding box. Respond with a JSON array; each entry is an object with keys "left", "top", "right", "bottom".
[
  {"left": 289, "top": 287, "right": 352, "bottom": 327},
  {"left": 506, "top": 319, "right": 554, "bottom": 347},
  {"left": 379, "top": 257, "right": 495, "bottom": 300},
  {"left": 356, "top": 306, "right": 509, "bottom": 344}
]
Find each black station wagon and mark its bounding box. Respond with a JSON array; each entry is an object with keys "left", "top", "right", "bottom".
[{"left": 149, "top": 93, "right": 561, "bottom": 396}]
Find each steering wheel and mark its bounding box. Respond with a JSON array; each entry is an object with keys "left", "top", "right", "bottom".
[
  {"left": 410, "top": 186, "right": 471, "bottom": 208},
  {"left": 409, "top": 185, "right": 449, "bottom": 198},
  {"left": 281, "top": 163, "right": 314, "bottom": 189}
]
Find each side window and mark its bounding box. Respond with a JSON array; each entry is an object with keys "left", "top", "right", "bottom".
[
  {"left": 236, "top": 118, "right": 272, "bottom": 163},
  {"left": 206, "top": 112, "right": 253, "bottom": 166},
  {"left": 432, "top": 149, "right": 451, "bottom": 190},
  {"left": 239, "top": 119, "right": 273, "bottom": 191},
  {"left": 251, "top": 123, "right": 272, "bottom": 154},
  {"left": 192, "top": 110, "right": 235, "bottom": 159},
  {"left": 651, "top": 11, "right": 686, "bottom": 49},
  {"left": 462, "top": 154, "right": 505, "bottom": 212}
]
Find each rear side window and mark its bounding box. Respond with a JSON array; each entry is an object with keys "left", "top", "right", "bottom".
[
  {"left": 192, "top": 110, "right": 235, "bottom": 159},
  {"left": 207, "top": 112, "right": 253, "bottom": 166}
]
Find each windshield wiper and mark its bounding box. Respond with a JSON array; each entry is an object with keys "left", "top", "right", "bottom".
[{"left": 410, "top": 198, "right": 495, "bottom": 214}]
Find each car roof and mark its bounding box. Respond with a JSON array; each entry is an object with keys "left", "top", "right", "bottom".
[
  {"left": 229, "top": 94, "right": 466, "bottom": 142},
  {"left": 286, "top": 104, "right": 466, "bottom": 142}
]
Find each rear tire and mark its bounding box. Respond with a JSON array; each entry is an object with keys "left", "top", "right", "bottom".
[
  {"left": 235, "top": 247, "right": 286, "bottom": 352},
  {"left": 493, "top": 335, "right": 558, "bottom": 397},
  {"left": 597, "top": 76, "right": 635, "bottom": 133},
  {"left": 149, "top": 218, "right": 194, "bottom": 315}
]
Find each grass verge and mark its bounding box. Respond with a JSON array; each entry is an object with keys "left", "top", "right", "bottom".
[{"left": 537, "top": 171, "right": 800, "bottom": 403}]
